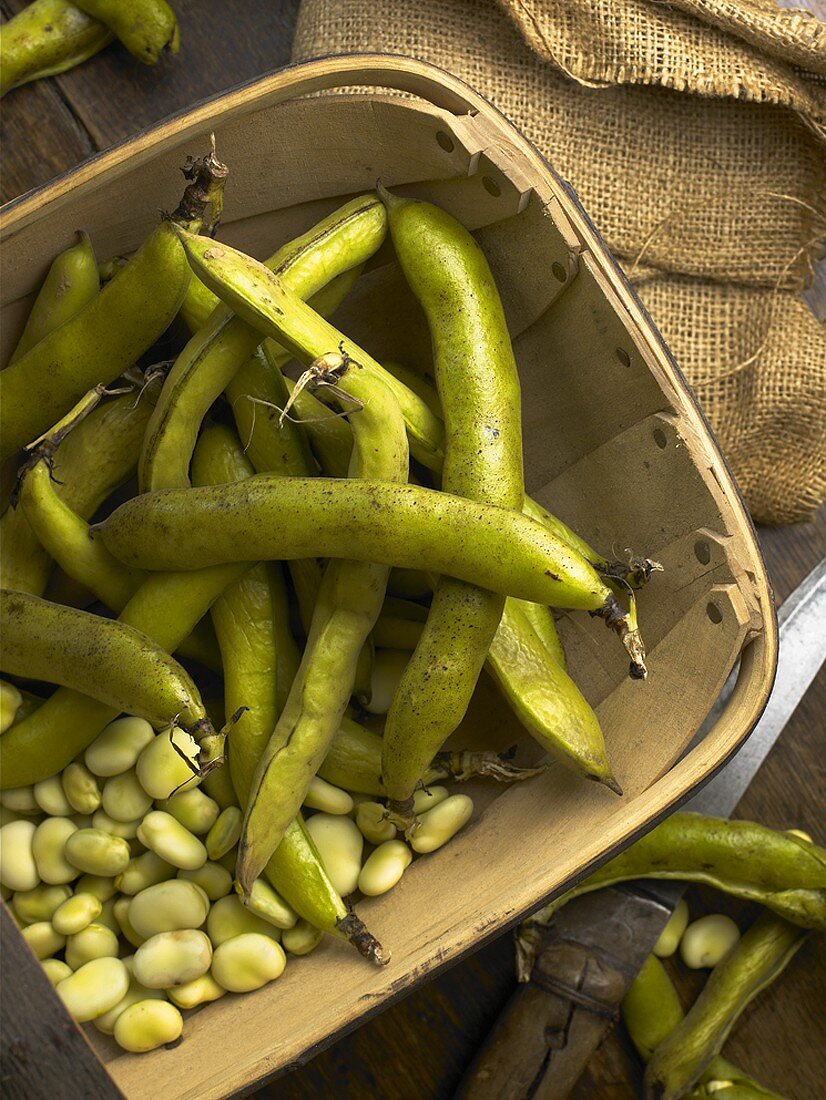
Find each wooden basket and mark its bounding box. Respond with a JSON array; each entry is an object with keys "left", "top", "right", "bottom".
[{"left": 0, "top": 55, "right": 777, "bottom": 1099}]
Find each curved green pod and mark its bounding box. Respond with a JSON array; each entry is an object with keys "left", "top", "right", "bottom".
[
  {"left": 0, "top": 590, "right": 210, "bottom": 732},
  {"left": 9, "top": 231, "right": 99, "bottom": 364},
  {"left": 139, "top": 196, "right": 387, "bottom": 492},
  {"left": 0, "top": 0, "right": 112, "bottom": 97},
  {"left": 1, "top": 154, "right": 226, "bottom": 463},
  {"left": 71, "top": 0, "right": 179, "bottom": 64},
  {"left": 526, "top": 814, "right": 826, "bottom": 931},
  {"left": 97, "top": 476, "right": 613, "bottom": 612}
]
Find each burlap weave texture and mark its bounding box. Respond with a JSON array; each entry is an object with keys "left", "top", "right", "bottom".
[{"left": 293, "top": 0, "right": 825, "bottom": 523}]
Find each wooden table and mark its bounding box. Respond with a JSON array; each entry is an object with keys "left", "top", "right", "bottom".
[{"left": 2, "top": 3, "right": 823, "bottom": 1096}]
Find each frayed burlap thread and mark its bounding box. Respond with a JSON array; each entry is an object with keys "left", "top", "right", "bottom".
[{"left": 293, "top": 0, "right": 826, "bottom": 523}]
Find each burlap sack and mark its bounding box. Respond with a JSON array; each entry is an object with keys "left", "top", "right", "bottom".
[{"left": 292, "top": 0, "right": 826, "bottom": 524}]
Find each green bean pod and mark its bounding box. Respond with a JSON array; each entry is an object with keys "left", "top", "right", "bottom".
[
  {"left": 0, "top": 0, "right": 112, "bottom": 97},
  {"left": 513, "top": 598, "right": 567, "bottom": 668},
  {"left": 238, "top": 354, "right": 409, "bottom": 895},
  {"left": 172, "top": 227, "right": 445, "bottom": 470},
  {"left": 379, "top": 191, "right": 524, "bottom": 822},
  {"left": 71, "top": 0, "right": 179, "bottom": 63},
  {"left": 191, "top": 423, "right": 300, "bottom": 795},
  {"left": 0, "top": 563, "right": 247, "bottom": 788},
  {"left": 180, "top": 275, "right": 219, "bottom": 333},
  {"left": 9, "top": 231, "right": 99, "bottom": 364},
  {"left": 525, "top": 814, "right": 826, "bottom": 931},
  {"left": 622, "top": 955, "right": 783, "bottom": 1100},
  {"left": 646, "top": 914, "right": 805, "bottom": 1100},
  {"left": 486, "top": 600, "right": 617, "bottom": 789},
  {"left": 139, "top": 195, "right": 387, "bottom": 492},
  {"left": 98, "top": 476, "right": 614, "bottom": 611},
  {"left": 0, "top": 590, "right": 210, "bottom": 733},
  {"left": 0, "top": 155, "right": 226, "bottom": 462},
  {"left": 18, "top": 452, "right": 220, "bottom": 671}
]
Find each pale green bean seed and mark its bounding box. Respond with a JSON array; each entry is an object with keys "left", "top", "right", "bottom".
[
  {"left": 97, "top": 896, "right": 120, "bottom": 935},
  {"left": 129, "top": 880, "right": 209, "bottom": 939},
  {"left": 178, "top": 861, "right": 232, "bottom": 901},
  {"left": 282, "top": 919, "right": 323, "bottom": 956},
  {"left": 410, "top": 795, "right": 474, "bottom": 854},
  {"left": 303, "top": 777, "right": 354, "bottom": 815},
  {"left": 786, "top": 828, "right": 813, "bottom": 843},
  {"left": 1, "top": 787, "right": 40, "bottom": 814},
  {"left": 240, "top": 878, "right": 298, "bottom": 930},
  {"left": 305, "top": 814, "right": 363, "bottom": 896},
  {"left": 205, "top": 806, "right": 242, "bottom": 860},
  {"left": 0, "top": 681, "right": 23, "bottom": 733},
  {"left": 114, "top": 1000, "right": 183, "bottom": 1052},
  {"left": 0, "top": 819, "right": 39, "bottom": 891},
  {"left": 31, "top": 817, "right": 78, "bottom": 884},
  {"left": 41, "top": 958, "right": 73, "bottom": 986},
  {"left": 680, "top": 914, "right": 741, "bottom": 969},
  {"left": 137, "top": 811, "right": 207, "bottom": 870},
  {"left": 411, "top": 785, "right": 450, "bottom": 816},
  {"left": 355, "top": 802, "right": 396, "bottom": 846},
  {"left": 91, "top": 809, "right": 141, "bottom": 839},
  {"left": 116, "top": 850, "right": 176, "bottom": 895},
  {"left": 94, "top": 962, "right": 166, "bottom": 1034},
  {"left": 12, "top": 883, "right": 71, "bottom": 925},
  {"left": 114, "top": 896, "right": 145, "bottom": 948},
  {"left": 653, "top": 899, "right": 690, "bottom": 959},
  {"left": 358, "top": 840, "right": 413, "bottom": 897},
  {"left": 62, "top": 763, "right": 102, "bottom": 814},
  {"left": 64, "top": 829, "right": 130, "bottom": 877},
  {"left": 75, "top": 874, "right": 117, "bottom": 901},
  {"left": 85, "top": 717, "right": 155, "bottom": 777},
  {"left": 52, "top": 892, "right": 102, "bottom": 935},
  {"left": 57, "top": 957, "right": 130, "bottom": 1022},
  {"left": 101, "top": 769, "right": 153, "bottom": 823},
  {"left": 33, "top": 775, "right": 74, "bottom": 817},
  {"left": 65, "top": 922, "right": 119, "bottom": 969},
  {"left": 216, "top": 846, "right": 238, "bottom": 873},
  {"left": 166, "top": 972, "right": 226, "bottom": 1009},
  {"left": 211, "top": 933, "right": 286, "bottom": 993},
  {"left": 133, "top": 929, "right": 213, "bottom": 988},
  {"left": 364, "top": 649, "right": 410, "bottom": 715},
  {"left": 206, "top": 895, "right": 281, "bottom": 947},
  {"left": 136, "top": 728, "right": 200, "bottom": 801},
  {"left": 22, "top": 921, "right": 66, "bottom": 959},
  {"left": 159, "top": 788, "right": 219, "bottom": 835}
]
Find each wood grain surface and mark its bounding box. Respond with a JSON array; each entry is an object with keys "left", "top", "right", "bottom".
[{"left": 0, "top": 3, "right": 823, "bottom": 1097}]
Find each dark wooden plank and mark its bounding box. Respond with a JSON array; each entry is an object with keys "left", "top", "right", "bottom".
[
  {"left": 5, "top": 0, "right": 300, "bottom": 154},
  {"left": 0, "top": 7, "right": 95, "bottom": 203},
  {"left": 0, "top": 902, "right": 124, "bottom": 1100}
]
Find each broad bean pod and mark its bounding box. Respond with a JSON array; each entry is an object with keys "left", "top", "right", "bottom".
[
  {"left": 238, "top": 351, "right": 409, "bottom": 898},
  {"left": 97, "top": 476, "right": 615, "bottom": 612},
  {"left": 646, "top": 912, "right": 806, "bottom": 1100},
  {"left": 621, "top": 955, "right": 783, "bottom": 1100},
  {"left": 0, "top": 153, "right": 226, "bottom": 461},
  {"left": 378, "top": 190, "right": 525, "bottom": 823},
  {"left": 521, "top": 814, "right": 826, "bottom": 933},
  {"left": 0, "top": 562, "right": 248, "bottom": 788},
  {"left": 0, "top": 0, "right": 112, "bottom": 97},
  {"left": 71, "top": 0, "right": 179, "bottom": 63},
  {"left": 192, "top": 426, "right": 382, "bottom": 958},
  {"left": 139, "top": 195, "right": 387, "bottom": 492},
  {"left": 0, "top": 590, "right": 211, "bottom": 734},
  {"left": 9, "top": 231, "right": 99, "bottom": 364}
]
